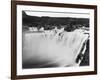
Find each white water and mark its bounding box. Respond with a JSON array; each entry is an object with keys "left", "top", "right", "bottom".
[{"left": 22, "top": 29, "right": 89, "bottom": 67}]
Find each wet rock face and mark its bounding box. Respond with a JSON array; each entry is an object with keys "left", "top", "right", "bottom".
[{"left": 22, "top": 29, "right": 89, "bottom": 69}]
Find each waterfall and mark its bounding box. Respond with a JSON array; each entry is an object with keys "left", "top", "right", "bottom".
[{"left": 22, "top": 28, "right": 89, "bottom": 68}]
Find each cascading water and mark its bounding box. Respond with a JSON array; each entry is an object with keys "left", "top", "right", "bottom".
[{"left": 22, "top": 28, "right": 89, "bottom": 68}]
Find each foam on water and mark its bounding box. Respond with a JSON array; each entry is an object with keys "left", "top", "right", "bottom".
[{"left": 22, "top": 29, "right": 89, "bottom": 67}]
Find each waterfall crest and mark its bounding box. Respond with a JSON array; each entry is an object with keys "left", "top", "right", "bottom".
[{"left": 22, "top": 29, "right": 89, "bottom": 68}]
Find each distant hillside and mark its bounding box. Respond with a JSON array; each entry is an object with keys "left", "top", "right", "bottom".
[{"left": 22, "top": 11, "right": 89, "bottom": 31}]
